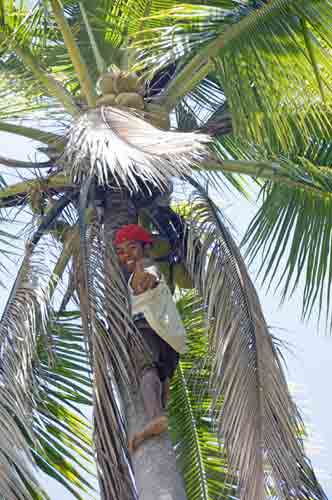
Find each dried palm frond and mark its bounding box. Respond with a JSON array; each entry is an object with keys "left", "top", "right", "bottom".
[
  {"left": 184, "top": 182, "right": 327, "bottom": 500},
  {"left": 0, "top": 242, "right": 50, "bottom": 499},
  {"left": 76, "top": 184, "right": 142, "bottom": 499},
  {"left": 58, "top": 263, "right": 78, "bottom": 311},
  {"left": 63, "top": 106, "right": 210, "bottom": 191},
  {"left": 87, "top": 239, "right": 140, "bottom": 499}
]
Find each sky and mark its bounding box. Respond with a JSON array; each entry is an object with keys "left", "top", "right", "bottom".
[{"left": 0, "top": 131, "right": 331, "bottom": 499}]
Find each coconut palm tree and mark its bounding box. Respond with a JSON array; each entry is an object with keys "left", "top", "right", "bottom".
[{"left": 0, "top": 0, "right": 331, "bottom": 498}]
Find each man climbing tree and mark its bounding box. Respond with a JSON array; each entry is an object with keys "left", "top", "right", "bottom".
[{"left": 114, "top": 224, "right": 186, "bottom": 453}]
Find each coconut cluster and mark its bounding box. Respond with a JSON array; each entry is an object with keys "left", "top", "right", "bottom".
[
  {"left": 96, "top": 70, "right": 144, "bottom": 109},
  {"left": 96, "top": 70, "right": 170, "bottom": 129}
]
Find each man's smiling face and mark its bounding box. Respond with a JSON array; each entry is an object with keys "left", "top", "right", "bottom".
[{"left": 115, "top": 240, "right": 144, "bottom": 273}]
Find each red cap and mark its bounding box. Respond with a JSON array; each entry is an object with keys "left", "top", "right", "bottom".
[{"left": 113, "top": 224, "right": 153, "bottom": 246}]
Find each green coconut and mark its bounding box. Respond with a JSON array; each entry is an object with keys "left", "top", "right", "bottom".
[
  {"left": 96, "top": 93, "right": 116, "bottom": 106},
  {"left": 98, "top": 73, "right": 116, "bottom": 95},
  {"left": 151, "top": 238, "right": 193, "bottom": 289},
  {"left": 115, "top": 92, "right": 145, "bottom": 110},
  {"left": 114, "top": 72, "right": 141, "bottom": 94},
  {"left": 116, "top": 72, "right": 142, "bottom": 94}
]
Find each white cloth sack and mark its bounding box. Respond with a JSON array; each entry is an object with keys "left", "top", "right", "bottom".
[{"left": 130, "top": 279, "right": 187, "bottom": 354}]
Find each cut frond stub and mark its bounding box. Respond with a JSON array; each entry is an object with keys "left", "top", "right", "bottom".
[{"left": 63, "top": 106, "right": 210, "bottom": 191}]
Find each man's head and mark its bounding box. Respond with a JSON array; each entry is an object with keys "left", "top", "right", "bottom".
[{"left": 114, "top": 224, "right": 153, "bottom": 273}]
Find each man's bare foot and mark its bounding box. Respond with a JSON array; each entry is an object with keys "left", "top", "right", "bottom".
[{"left": 129, "top": 416, "right": 168, "bottom": 454}]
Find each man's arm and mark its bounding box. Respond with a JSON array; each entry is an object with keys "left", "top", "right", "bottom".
[{"left": 131, "top": 260, "right": 160, "bottom": 295}]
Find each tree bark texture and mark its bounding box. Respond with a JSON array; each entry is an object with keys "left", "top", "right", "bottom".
[
  {"left": 103, "top": 190, "right": 187, "bottom": 500},
  {"left": 128, "top": 394, "right": 186, "bottom": 500}
]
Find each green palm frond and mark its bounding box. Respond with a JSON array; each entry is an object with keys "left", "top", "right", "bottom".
[
  {"left": 104, "top": 0, "right": 238, "bottom": 51},
  {"left": 183, "top": 182, "right": 327, "bottom": 500},
  {"left": 169, "top": 290, "right": 237, "bottom": 500},
  {"left": 0, "top": 0, "right": 4, "bottom": 26},
  {"left": 0, "top": 42, "right": 77, "bottom": 118},
  {"left": 1, "top": 0, "right": 49, "bottom": 45},
  {"left": 132, "top": 2, "right": 239, "bottom": 72},
  {"left": 0, "top": 53, "right": 52, "bottom": 121},
  {"left": 0, "top": 73, "right": 56, "bottom": 121},
  {"left": 214, "top": 134, "right": 332, "bottom": 325},
  {"left": 0, "top": 0, "right": 130, "bottom": 112},
  {"left": 0, "top": 197, "right": 94, "bottom": 498},
  {"left": 45, "top": 0, "right": 126, "bottom": 74},
  {"left": 0, "top": 49, "right": 77, "bottom": 118},
  {"left": 176, "top": 99, "right": 201, "bottom": 131},
  {"left": 242, "top": 169, "right": 332, "bottom": 327},
  {"left": 175, "top": 77, "right": 227, "bottom": 133},
  {"left": 49, "top": 0, "right": 96, "bottom": 107},
  {"left": 215, "top": 108, "right": 332, "bottom": 162},
  {"left": 133, "top": 1, "right": 332, "bottom": 150},
  {"left": 304, "top": 139, "right": 332, "bottom": 167},
  {"left": 211, "top": 136, "right": 332, "bottom": 194},
  {"left": 181, "top": 102, "right": 252, "bottom": 197},
  {"left": 0, "top": 1, "right": 78, "bottom": 117},
  {"left": 0, "top": 199, "right": 93, "bottom": 498},
  {"left": 33, "top": 311, "right": 95, "bottom": 499}
]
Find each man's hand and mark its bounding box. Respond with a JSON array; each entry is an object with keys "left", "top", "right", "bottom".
[{"left": 132, "top": 259, "right": 158, "bottom": 295}]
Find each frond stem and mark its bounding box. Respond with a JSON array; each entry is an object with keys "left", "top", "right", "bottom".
[
  {"left": 0, "top": 121, "right": 62, "bottom": 145},
  {"left": 3, "top": 38, "right": 79, "bottom": 116},
  {"left": 31, "top": 193, "right": 73, "bottom": 247},
  {"left": 161, "top": 0, "right": 305, "bottom": 109},
  {"left": 79, "top": 2, "right": 106, "bottom": 74},
  {"left": 301, "top": 18, "right": 326, "bottom": 104},
  {"left": 50, "top": 0, "right": 96, "bottom": 107},
  {"left": 50, "top": 226, "right": 79, "bottom": 299},
  {"left": 0, "top": 156, "right": 52, "bottom": 169},
  {"left": 201, "top": 158, "right": 332, "bottom": 199},
  {"left": 0, "top": 174, "right": 75, "bottom": 208}
]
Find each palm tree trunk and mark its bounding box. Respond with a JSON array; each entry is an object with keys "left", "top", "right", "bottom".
[
  {"left": 103, "top": 191, "right": 187, "bottom": 500},
  {"left": 128, "top": 395, "right": 187, "bottom": 500}
]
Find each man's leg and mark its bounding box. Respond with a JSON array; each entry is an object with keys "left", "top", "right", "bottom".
[
  {"left": 141, "top": 367, "right": 163, "bottom": 420},
  {"left": 129, "top": 326, "right": 168, "bottom": 453},
  {"left": 158, "top": 341, "right": 180, "bottom": 408},
  {"left": 129, "top": 366, "right": 168, "bottom": 453}
]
